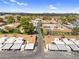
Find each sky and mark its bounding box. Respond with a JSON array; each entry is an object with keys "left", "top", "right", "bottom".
[{"left": 0, "top": 0, "right": 79, "bottom": 13}]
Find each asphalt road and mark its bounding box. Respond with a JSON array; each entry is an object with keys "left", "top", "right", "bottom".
[{"left": 34, "top": 20, "right": 44, "bottom": 57}]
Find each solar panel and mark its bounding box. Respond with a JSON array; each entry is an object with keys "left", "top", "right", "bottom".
[
  {"left": 71, "top": 39, "right": 79, "bottom": 46},
  {"left": 54, "top": 38, "right": 59, "bottom": 42},
  {"left": 25, "top": 43, "right": 34, "bottom": 50},
  {"left": 56, "top": 44, "right": 67, "bottom": 51},
  {"left": 2, "top": 43, "right": 13, "bottom": 50},
  {"left": 15, "top": 37, "right": 24, "bottom": 41},
  {"left": 20, "top": 44, "right": 26, "bottom": 51},
  {"left": 63, "top": 38, "right": 75, "bottom": 45},
  {"left": 11, "top": 44, "right": 22, "bottom": 50},
  {"left": 14, "top": 40, "right": 23, "bottom": 44},
  {"left": 5, "top": 37, "right": 16, "bottom": 43},
  {"left": 48, "top": 44, "right": 58, "bottom": 51},
  {"left": 69, "top": 45, "right": 79, "bottom": 51},
  {"left": 7, "top": 37, "right": 16, "bottom": 40},
  {"left": 54, "top": 40, "right": 67, "bottom": 51},
  {"left": 9, "top": 37, "right": 24, "bottom": 50},
  {"left": 0, "top": 37, "right": 7, "bottom": 44},
  {"left": 54, "top": 40, "right": 65, "bottom": 44},
  {"left": 0, "top": 44, "right": 3, "bottom": 49}
]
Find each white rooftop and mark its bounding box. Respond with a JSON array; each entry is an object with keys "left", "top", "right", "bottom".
[
  {"left": 11, "top": 44, "right": 22, "bottom": 49},
  {"left": 63, "top": 38, "right": 75, "bottom": 45},
  {"left": 54, "top": 38, "right": 59, "bottom": 42},
  {"left": 14, "top": 40, "right": 23, "bottom": 44},
  {"left": 56, "top": 44, "right": 67, "bottom": 51},
  {"left": 15, "top": 37, "right": 24, "bottom": 40},
  {"left": 71, "top": 38, "right": 79, "bottom": 46},
  {"left": 69, "top": 45, "right": 79, "bottom": 51},
  {"left": 48, "top": 44, "right": 58, "bottom": 50},
  {"left": 0, "top": 37, "right": 7, "bottom": 43},
  {"left": 5, "top": 37, "right": 16, "bottom": 43},
  {"left": 54, "top": 40, "right": 65, "bottom": 44},
  {"left": 25, "top": 43, "right": 34, "bottom": 50},
  {"left": 2, "top": 43, "right": 13, "bottom": 49},
  {"left": 0, "top": 44, "right": 3, "bottom": 48}
]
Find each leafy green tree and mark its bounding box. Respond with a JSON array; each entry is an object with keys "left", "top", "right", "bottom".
[
  {"left": 43, "top": 16, "right": 52, "bottom": 20},
  {"left": 27, "top": 23, "right": 35, "bottom": 34},
  {"left": 7, "top": 16, "right": 15, "bottom": 24},
  {"left": 20, "top": 16, "right": 29, "bottom": 29},
  {"left": 30, "top": 15, "right": 37, "bottom": 20},
  {"left": 66, "top": 15, "right": 76, "bottom": 23},
  {"left": 41, "top": 28, "right": 47, "bottom": 35},
  {"left": 19, "top": 16, "right": 35, "bottom": 34},
  {"left": 60, "top": 15, "right": 77, "bottom": 24},
  {"left": 16, "top": 15, "right": 21, "bottom": 22},
  {"left": 0, "top": 17, "right": 3, "bottom": 22},
  {"left": 72, "top": 26, "right": 79, "bottom": 35},
  {"left": 59, "top": 16, "right": 67, "bottom": 24},
  {"left": 3, "top": 26, "right": 13, "bottom": 33}
]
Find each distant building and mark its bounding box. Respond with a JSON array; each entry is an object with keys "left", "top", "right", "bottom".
[
  {"left": 32, "top": 18, "right": 41, "bottom": 27},
  {"left": 42, "top": 23, "right": 72, "bottom": 33},
  {"left": 73, "top": 19, "right": 79, "bottom": 26},
  {"left": 4, "top": 23, "right": 20, "bottom": 29}
]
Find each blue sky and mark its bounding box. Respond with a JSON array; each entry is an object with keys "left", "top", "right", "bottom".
[{"left": 0, "top": 0, "right": 79, "bottom": 13}]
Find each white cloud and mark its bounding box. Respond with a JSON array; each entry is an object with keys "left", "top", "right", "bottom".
[
  {"left": 76, "top": 8, "right": 79, "bottom": 9},
  {"left": 16, "top": 2, "right": 27, "bottom": 6},
  {"left": 49, "top": 4, "right": 57, "bottom": 10},
  {"left": 9, "top": 0, "right": 28, "bottom": 6},
  {"left": 1, "top": 0, "right": 9, "bottom": 4},
  {"left": 10, "top": 0, "right": 16, "bottom": 2},
  {"left": 69, "top": 7, "right": 79, "bottom": 13},
  {"left": 75, "top": 8, "right": 79, "bottom": 10},
  {"left": 75, "top": 8, "right": 79, "bottom": 13}
]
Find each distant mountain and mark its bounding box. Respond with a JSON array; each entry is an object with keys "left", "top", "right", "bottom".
[{"left": 0, "top": 12, "right": 79, "bottom": 16}]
